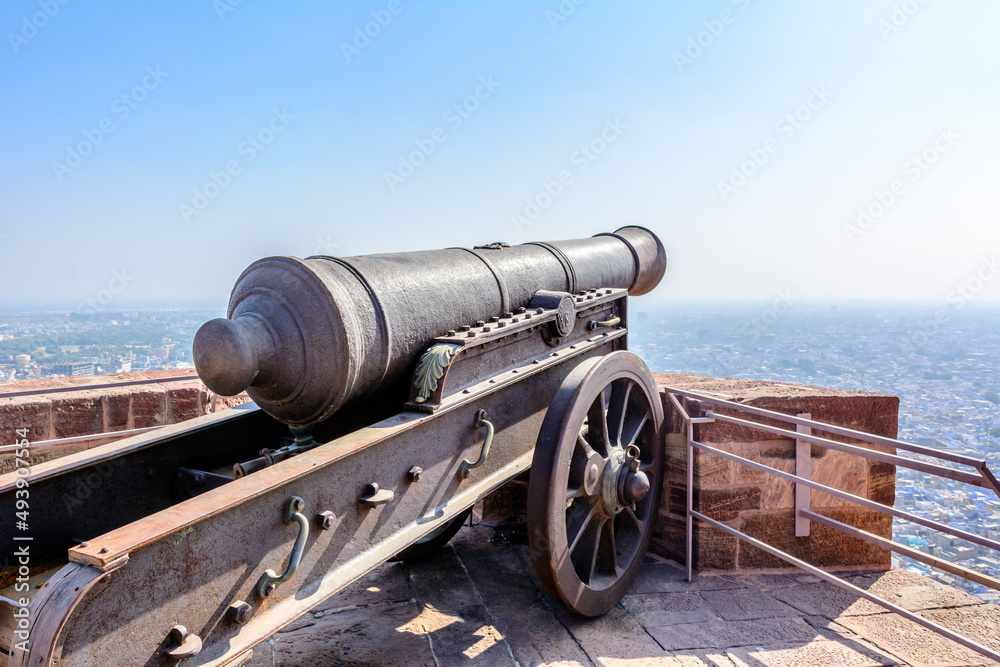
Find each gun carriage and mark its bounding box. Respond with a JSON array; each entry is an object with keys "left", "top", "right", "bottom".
[{"left": 0, "top": 227, "right": 667, "bottom": 666}]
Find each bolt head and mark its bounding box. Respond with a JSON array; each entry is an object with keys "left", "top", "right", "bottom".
[
  {"left": 317, "top": 511, "right": 335, "bottom": 530},
  {"left": 228, "top": 600, "right": 253, "bottom": 625},
  {"left": 291, "top": 498, "right": 305, "bottom": 513},
  {"left": 408, "top": 466, "right": 423, "bottom": 482}
]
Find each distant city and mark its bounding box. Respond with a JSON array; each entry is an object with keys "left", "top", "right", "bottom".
[
  {"left": 629, "top": 302, "right": 1000, "bottom": 605},
  {"left": 1, "top": 302, "right": 998, "bottom": 603}
]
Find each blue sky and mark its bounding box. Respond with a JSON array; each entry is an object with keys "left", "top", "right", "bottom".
[{"left": 1, "top": 1, "right": 999, "bottom": 311}]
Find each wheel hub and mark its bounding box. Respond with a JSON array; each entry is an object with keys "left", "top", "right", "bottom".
[{"left": 601, "top": 444, "right": 649, "bottom": 515}]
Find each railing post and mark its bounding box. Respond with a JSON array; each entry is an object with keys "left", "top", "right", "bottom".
[
  {"left": 795, "top": 412, "right": 811, "bottom": 537},
  {"left": 686, "top": 417, "right": 694, "bottom": 582}
]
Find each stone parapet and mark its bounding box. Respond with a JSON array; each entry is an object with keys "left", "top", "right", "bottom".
[
  {"left": 653, "top": 373, "right": 898, "bottom": 573},
  {"left": 0, "top": 371, "right": 250, "bottom": 472}
]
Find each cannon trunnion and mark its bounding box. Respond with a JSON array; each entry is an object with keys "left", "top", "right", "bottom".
[{"left": 0, "top": 229, "right": 666, "bottom": 666}]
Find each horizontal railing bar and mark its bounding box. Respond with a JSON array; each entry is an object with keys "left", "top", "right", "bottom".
[
  {"left": 691, "top": 439, "right": 1000, "bottom": 552},
  {"left": 705, "top": 410, "right": 987, "bottom": 489},
  {"left": 664, "top": 386, "right": 985, "bottom": 468},
  {"left": 0, "top": 373, "right": 201, "bottom": 400},
  {"left": 690, "top": 510, "right": 1000, "bottom": 663},
  {"left": 800, "top": 509, "right": 1000, "bottom": 593},
  {"left": 0, "top": 426, "right": 163, "bottom": 454}
]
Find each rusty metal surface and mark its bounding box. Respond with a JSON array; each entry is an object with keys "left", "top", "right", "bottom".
[
  {"left": 0, "top": 400, "right": 388, "bottom": 587},
  {"left": 46, "top": 342, "right": 615, "bottom": 666},
  {"left": 193, "top": 227, "right": 665, "bottom": 425},
  {"left": 528, "top": 350, "right": 664, "bottom": 617}
]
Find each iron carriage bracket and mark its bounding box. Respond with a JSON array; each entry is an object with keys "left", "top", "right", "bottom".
[{"left": 405, "top": 287, "right": 628, "bottom": 413}]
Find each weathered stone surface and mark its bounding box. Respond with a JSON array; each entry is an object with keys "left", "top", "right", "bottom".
[
  {"left": 50, "top": 393, "right": 103, "bottom": 438},
  {"left": 646, "top": 617, "right": 819, "bottom": 651},
  {"left": 846, "top": 568, "right": 987, "bottom": 615},
  {"left": 698, "top": 588, "right": 801, "bottom": 621},
  {"left": 768, "top": 580, "right": 879, "bottom": 618},
  {"left": 725, "top": 638, "right": 901, "bottom": 667},
  {"left": 0, "top": 397, "right": 52, "bottom": 443},
  {"left": 738, "top": 508, "right": 891, "bottom": 570},
  {"left": 665, "top": 650, "right": 740, "bottom": 667},
  {"left": 836, "top": 610, "right": 1000, "bottom": 666},
  {"left": 130, "top": 387, "right": 167, "bottom": 428},
  {"left": 101, "top": 390, "right": 132, "bottom": 432},
  {"left": 165, "top": 383, "right": 203, "bottom": 423},
  {"left": 811, "top": 450, "right": 867, "bottom": 507},
  {"left": 697, "top": 486, "right": 761, "bottom": 521},
  {"left": 628, "top": 559, "right": 743, "bottom": 595},
  {"left": 557, "top": 605, "right": 677, "bottom": 664},
  {"left": 867, "top": 460, "right": 896, "bottom": 507},
  {"left": 621, "top": 592, "right": 719, "bottom": 627},
  {"left": 273, "top": 601, "right": 436, "bottom": 666}
]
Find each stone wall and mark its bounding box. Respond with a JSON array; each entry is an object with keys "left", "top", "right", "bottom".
[
  {"left": 1, "top": 370, "right": 900, "bottom": 574},
  {"left": 652, "top": 373, "right": 898, "bottom": 573},
  {"left": 0, "top": 371, "right": 250, "bottom": 471}
]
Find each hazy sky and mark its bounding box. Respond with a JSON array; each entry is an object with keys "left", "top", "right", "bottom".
[{"left": 1, "top": 1, "right": 999, "bottom": 312}]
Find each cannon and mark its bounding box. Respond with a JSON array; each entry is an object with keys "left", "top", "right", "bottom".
[{"left": 0, "top": 227, "right": 667, "bottom": 666}]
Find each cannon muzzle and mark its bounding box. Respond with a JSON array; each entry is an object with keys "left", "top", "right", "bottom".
[{"left": 194, "top": 226, "right": 666, "bottom": 424}]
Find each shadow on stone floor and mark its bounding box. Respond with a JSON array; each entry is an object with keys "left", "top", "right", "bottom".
[{"left": 247, "top": 524, "right": 1000, "bottom": 667}]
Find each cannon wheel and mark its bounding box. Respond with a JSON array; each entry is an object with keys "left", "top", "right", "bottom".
[
  {"left": 391, "top": 508, "right": 473, "bottom": 561},
  {"left": 528, "top": 351, "right": 664, "bottom": 617}
]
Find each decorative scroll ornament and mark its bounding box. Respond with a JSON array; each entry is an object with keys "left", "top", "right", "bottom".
[{"left": 413, "top": 343, "right": 463, "bottom": 403}]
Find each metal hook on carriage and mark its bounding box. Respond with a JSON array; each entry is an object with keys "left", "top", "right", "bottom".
[
  {"left": 458, "top": 410, "right": 494, "bottom": 479},
  {"left": 256, "top": 496, "right": 310, "bottom": 599}
]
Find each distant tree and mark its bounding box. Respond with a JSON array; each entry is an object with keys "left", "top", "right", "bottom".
[
  {"left": 990, "top": 427, "right": 1000, "bottom": 439},
  {"left": 985, "top": 391, "right": 1000, "bottom": 405}
]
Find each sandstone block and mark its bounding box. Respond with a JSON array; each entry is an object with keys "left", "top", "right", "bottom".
[
  {"left": 739, "top": 507, "right": 891, "bottom": 570},
  {"left": 0, "top": 397, "right": 52, "bottom": 443},
  {"left": 166, "top": 383, "right": 202, "bottom": 423},
  {"left": 130, "top": 388, "right": 167, "bottom": 428},
  {"left": 102, "top": 390, "right": 132, "bottom": 432},
  {"left": 50, "top": 393, "right": 104, "bottom": 439}
]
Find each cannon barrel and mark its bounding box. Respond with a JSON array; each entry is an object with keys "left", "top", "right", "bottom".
[{"left": 194, "top": 226, "right": 666, "bottom": 425}]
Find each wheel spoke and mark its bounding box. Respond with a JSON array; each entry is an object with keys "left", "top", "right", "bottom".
[
  {"left": 624, "top": 505, "right": 646, "bottom": 532},
  {"left": 622, "top": 409, "right": 650, "bottom": 450},
  {"left": 576, "top": 433, "right": 597, "bottom": 459},
  {"left": 600, "top": 518, "right": 620, "bottom": 577},
  {"left": 606, "top": 381, "right": 632, "bottom": 448},
  {"left": 587, "top": 397, "right": 611, "bottom": 455},
  {"left": 567, "top": 501, "right": 599, "bottom": 554},
  {"left": 566, "top": 485, "right": 587, "bottom": 501},
  {"left": 585, "top": 518, "right": 607, "bottom": 583}
]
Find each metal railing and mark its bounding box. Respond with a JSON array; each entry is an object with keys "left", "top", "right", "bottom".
[
  {"left": 0, "top": 370, "right": 200, "bottom": 399},
  {"left": 664, "top": 386, "right": 1000, "bottom": 663}
]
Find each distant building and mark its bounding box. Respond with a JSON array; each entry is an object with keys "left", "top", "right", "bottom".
[
  {"left": 14, "top": 354, "right": 30, "bottom": 366},
  {"left": 51, "top": 361, "right": 96, "bottom": 376}
]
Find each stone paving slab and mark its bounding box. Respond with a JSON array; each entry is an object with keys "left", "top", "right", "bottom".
[
  {"left": 698, "top": 588, "right": 802, "bottom": 622},
  {"left": 247, "top": 524, "right": 999, "bottom": 667},
  {"left": 725, "top": 638, "right": 900, "bottom": 667}
]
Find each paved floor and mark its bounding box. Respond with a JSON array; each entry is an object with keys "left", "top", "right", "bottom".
[{"left": 247, "top": 525, "right": 1000, "bottom": 667}]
